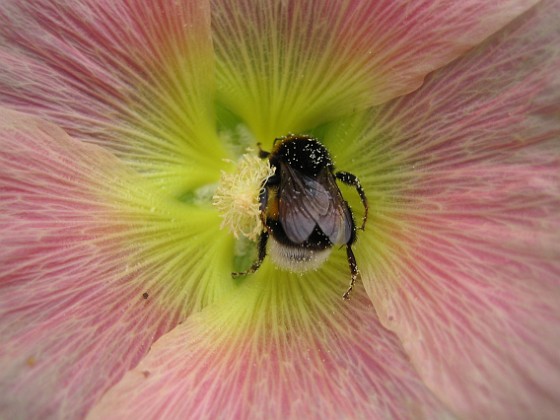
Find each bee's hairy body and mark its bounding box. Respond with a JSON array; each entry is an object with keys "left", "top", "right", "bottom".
[{"left": 233, "top": 134, "right": 368, "bottom": 299}]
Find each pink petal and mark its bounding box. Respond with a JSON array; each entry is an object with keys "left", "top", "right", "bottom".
[
  {"left": 332, "top": 2, "right": 560, "bottom": 418},
  {"left": 0, "top": 109, "right": 232, "bottom": 418},
  {"left": 211, "top": 0, "right": 538, "bottom": 138},
  {"left": 0, "top": 0, "right": 224, "bottom": 192},
  {"left": 89, "top": 267, "right": 451, "bottom": 419}
]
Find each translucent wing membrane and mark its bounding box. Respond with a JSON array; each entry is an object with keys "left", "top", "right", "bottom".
[{"left": 279, "top": 163, "right": 352, "bottom": 245}]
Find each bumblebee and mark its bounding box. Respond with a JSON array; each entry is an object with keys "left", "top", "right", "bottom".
[{"left": 233, "top": 134, "right": 368, "bottom": 299}]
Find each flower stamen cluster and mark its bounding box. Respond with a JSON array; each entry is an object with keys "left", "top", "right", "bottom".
[{"left": 213, "top": 150, "right": 275, "bottom": 241}]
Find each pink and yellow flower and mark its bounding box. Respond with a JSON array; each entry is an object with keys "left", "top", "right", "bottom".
[{"left": 1, "top": 0, "right": 559, "bottom": 418}]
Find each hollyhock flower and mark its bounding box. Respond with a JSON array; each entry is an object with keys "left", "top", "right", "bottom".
[{"left": 1, "top": 0, "right": 559, "bottom": 418}]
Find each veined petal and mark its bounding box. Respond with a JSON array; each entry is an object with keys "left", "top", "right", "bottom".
[
  {"left": 0, "top": 110, "right": 234, "bottom": 418},
  {"left": 0, "top": 0, "right": 223, "bottom": 194},
  {"left": 89, "top": 263, "right": 451, "bottom": 419},
  {"left": 328, "top": 1, "right": 560, "bottom": 418},
  {"left": 211, "top": 0, "right": 538, "bottom": 140}
]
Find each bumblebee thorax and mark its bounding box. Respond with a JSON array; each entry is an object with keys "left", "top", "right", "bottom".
[{"left": 270, "top": 135, "right": 333, "bottom": 177}]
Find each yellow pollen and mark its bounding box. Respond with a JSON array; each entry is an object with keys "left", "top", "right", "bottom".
[{"left": 212, "top": 151, "right": 275, "bottom": 241}]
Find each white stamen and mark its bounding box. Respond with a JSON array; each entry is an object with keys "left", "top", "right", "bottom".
[{"left": 212, "top": 150, "right": 275, "bottom": 241}]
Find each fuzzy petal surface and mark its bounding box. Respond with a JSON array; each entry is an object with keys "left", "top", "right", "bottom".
[
  {"left": 0, "top": 110, "right": 234, "bottom": 419},
  {"left": 327, "top": 2, "right": 560, "bottom": 418},
  {"left": 211, "top": 0, "right": 538, "bottom": 139},
  {"left": 0, "top": 0, "right": 223, "bottom": 194},
  {"left": 89, "top": 264, "right": 451, "bottom": 419}
]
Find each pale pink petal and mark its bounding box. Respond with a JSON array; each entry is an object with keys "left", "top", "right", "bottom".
[
  {"left": 89, "top": 267, "right": 451, "bottom": 419},
  {"left": 328, "top": 2, "right": 560, "bottom": 418},
  {"left": 0, "top": 109, "right": 233, "bottom": 418},
  {"left": 210, "top": 0, "right": 538, "bottom": 138},
  {"left": 0, "top": 0, "right": 224, "bottom": 193}
]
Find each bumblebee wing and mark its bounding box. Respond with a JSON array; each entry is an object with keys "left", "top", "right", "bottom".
[
  {"left": 279, "top": 163, "right": 353, "bottom": 245},
  {"left": 314, "top": 169, "right": 353, "bottom": 245},
  {"left": 278, "top": 163, "right": 322, "bottom": 243}
]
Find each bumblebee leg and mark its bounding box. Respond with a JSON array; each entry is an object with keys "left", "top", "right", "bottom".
[
  {"left": 258, "top": 183, "right": 268, "bottom": 214},
  {"left": 335, "top": 171, "right": 368, "bottom": 230},
  {"left": 342, "top": 244, "right": 360, "bottom": 300},
  {"left": 232, "top": 231, "right": 269, "bottom": 277}
]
